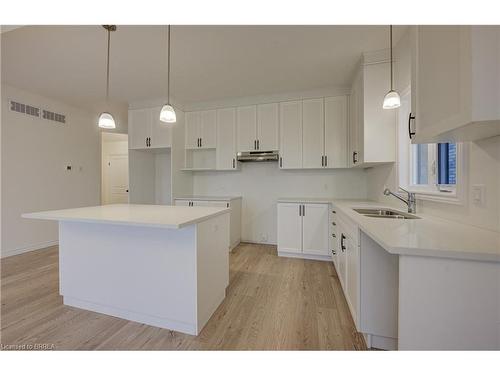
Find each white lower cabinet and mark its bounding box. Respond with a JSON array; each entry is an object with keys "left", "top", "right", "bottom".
[
  {"left": 174, "top": 197, "right": 241, "bottom": 251},
  {"left": 277, "top": 202, "right": 330, "bottom": 259}
]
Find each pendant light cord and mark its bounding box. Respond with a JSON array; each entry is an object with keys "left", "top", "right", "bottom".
[
  {"left": 167, "top": 25, "right": 171, "bottom": 105},
  {"left": 106, "top": 27, "right": 111, "bottom": 103},
  {"left": 390, "top": 25, "right": 393, "bottom": 91}
]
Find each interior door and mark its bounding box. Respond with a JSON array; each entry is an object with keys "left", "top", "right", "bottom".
[
  {"left": 185, "top": 111, "right": 201, "bottom": 149},
  {"left": 257, "top": 103, "right": 279, "bottom": 151},
  {"left": 150, "top": 106, "right": 172, "bottom": 148},
  {"left": 302, "top": 98, "right": 324, "bottom": 168},
  {"left": 107, "top": 154, "right": 129, "bottom": 204},
  {"left": 200, "top": 110, "right": 217, "bottom": 148},
  {"left": 277, "top": 203, "right": 302, "bottom": 254},
  {"left": 128, "top": 108, "right": 150, "bottom": 149},
  {"left": 236, "top": 105, "right": 257, "bottom": 152},
  {"left": 216, "top": 108, "right": 237, "bottom": 170},
  {"left": 279, "top": 101, "right": 302, "bottom": 168},
  {"left": 324, "top": 96, "right": 348, "bottom": 168},
  {"left": 302, "top": 204, "right": 329, "bottom": 256}
]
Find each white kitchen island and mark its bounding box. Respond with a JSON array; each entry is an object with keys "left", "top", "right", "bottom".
[{"left": 23, "top": 204, "right": 230, "bottom": 335}]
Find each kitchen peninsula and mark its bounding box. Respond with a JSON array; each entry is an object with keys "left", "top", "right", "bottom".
[{"left": 22, "top": 204, "right": 230, "bottom": 335}]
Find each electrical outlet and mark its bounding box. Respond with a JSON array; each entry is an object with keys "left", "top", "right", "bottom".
[{"left": 471, "top": 184, "right": 485, "bottom": 206}]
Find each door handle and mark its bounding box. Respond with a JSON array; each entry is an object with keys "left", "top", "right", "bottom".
[
  {"left": 353, "top": 151, "right": 358, "bottom": 164},
  {"left": 232, "top": 158, "right": 235, "bottom": 168},
  {"left": 321, "top": 155, "right": 324, "bottom": 167},
  {"left": 254, "top": 140, "right": 257, "bottom": 150},
  {"left": 325, "top": 155, "right": 327, "bottom": 167},
  {"left": 408, "top": 112, "right": 416, "bottom": 139},
  {"left": 257, "top": 139, "right": 260, "bottom": 150},
  {"left": 302, "top": 204, "right": 305, "bottom": 216},
  {"left": 200, "top": 138, "right": 202, "bottom": 147},
  {"left": 341, "top": 234, "right": 346, "bottom": 252},
  {"left": 299, "top": 204, "right": 302, "bottom": 216}
]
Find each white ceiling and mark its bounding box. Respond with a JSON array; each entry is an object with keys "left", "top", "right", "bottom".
[{"left": 1, "top": 25, "right": 406, "bottom": 111}]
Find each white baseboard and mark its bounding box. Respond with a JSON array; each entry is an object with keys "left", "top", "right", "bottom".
[
  {"left": 0, "top": 240, "right": 58, "bottom": 258},
  {"left": 277, "top": 250, "right": 331, "bottom": 262}
]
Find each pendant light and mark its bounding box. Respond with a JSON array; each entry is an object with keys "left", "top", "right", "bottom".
[
  {"left": 382, "top": 25, "right": 401, "bottom": 109},
  {"left": 160, "top": 25, "right": 177, "bottom": 123},
  {"left": 98, "top": 25, "right": 117, "bottom": 129}
]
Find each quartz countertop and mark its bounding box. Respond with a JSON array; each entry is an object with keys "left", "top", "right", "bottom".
[
  {"left": 277, "top": 198, "right": 500, "bottom": 262},
  {"left": 174, "top": 195, "right": 242, "bottom": 201},
  {"left": 22, "top": 204, "right": 230, "bottom": 229},
  {"left": 331, "top": 200, "right": 500, "bottom": 262}
]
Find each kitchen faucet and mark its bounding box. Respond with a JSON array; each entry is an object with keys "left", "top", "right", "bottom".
[{"left": 383, "top": 187, "right": 417, "bottom": 214}]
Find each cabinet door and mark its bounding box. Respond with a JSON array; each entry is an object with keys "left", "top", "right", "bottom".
[
  {"left": 257, "top": 103, "right": 279, "bottom": 151},
  {"left": 150, "top": 106, "right": 172, "bottom": 148},
  {"left": 349, "top": 72, "right": 363, "bottom": 166},
  {"left": 324, "top": 96, "right": 348, "bottom": 168},
  {"left": 337, "top": 228, "right": 347, "bottom": 290},
  {"left": 346, "top": 233, "right": 359, "bottom": 325},
  {"left": 185, "top": 111, "right": 201, "bottom": 149},
  {"left": 277, "top": 203, "right": 302, "bottom": 254},
  {"left": 302, "top": 98, "right": 325, "bottom": 169},
  {"left": 200, "top": 110, "right": 217, "bottom": 148},
  {"left": 302, "top": 204, "right": 329, "bottom": 256},
  {"left": 279, "top": 101, "right": 302, "bottom": 169},
  {"left": 411, "top": 26, "right": 469, "bottom": 142},
  {"left": 236, "top": 105, "right": 257, "bottom": 152},
  {"left": 174, "top": 199, "right": 190, "bottom": 206},
  {"left": 128, "top": 108, "right": 151, "bottom": 149},
  {"left": 216, "top": 108, "right": 237, "bottom": 170}
]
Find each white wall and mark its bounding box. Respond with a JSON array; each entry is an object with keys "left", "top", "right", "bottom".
[
  {"left": 101, "top": 133, "right": 128, "bottom": 204},
  {"left": 193, "top": 163, "right": 366, "bottom": 244},
  {"left": 365, "top": 28, "right": 500, "bottom": 232},
  {"left": 1, "top": 84, "right": 103, "bottom": 257}
]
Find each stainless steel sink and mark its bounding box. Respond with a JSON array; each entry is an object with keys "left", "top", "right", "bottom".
[{"left": 353, "top": 208, "right": 421, "bottom": 219}]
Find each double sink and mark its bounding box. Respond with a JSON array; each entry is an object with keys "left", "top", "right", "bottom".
[{"left": 353, "top": 208, "right": 421, "bottom": 220}]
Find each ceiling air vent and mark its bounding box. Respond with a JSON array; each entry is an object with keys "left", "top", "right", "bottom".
[
  {"left": 9, "top": 100, "right": 40, "bottom": 118},
  {"left": 42, "top": 109, "right": 66, "bottom": 124}
]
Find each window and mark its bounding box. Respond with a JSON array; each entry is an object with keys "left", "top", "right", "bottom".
[{"left": 397, "top": 88, "right": 465, "bottom": 203}]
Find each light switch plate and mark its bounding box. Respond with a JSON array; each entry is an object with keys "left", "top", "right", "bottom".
[{"left": 471, "top": 184, "right": 485, "bottom": 206}]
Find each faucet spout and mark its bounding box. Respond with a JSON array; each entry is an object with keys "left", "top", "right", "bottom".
[{"left": 383, "top": 187, "right": 417, "bottom": 214}]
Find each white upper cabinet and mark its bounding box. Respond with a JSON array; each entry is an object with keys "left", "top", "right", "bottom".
[
  {"left": 129, "top": 107, "right": 171, "bottom": 150},
  {"left": 216, "top": 108, "right": 238, "bottom": 170},
  {"left": 236, "top": 105, "right": 257, "bottom": 152},
  {"left": 237, "top": 104, "right": 279, "bottom": 152},
  {"left": 279, "top": 101, "right": 303, "bottom": 169},
  {"left": 200, "top": 110, "right": 217, "bottom": 148},
  {"left": 410, "top": 26, "right": 500, "bottom": 143},
  {"left": 349, "top": 56, "right": 396, "bottom": 167},
  {"left": 302, "top": 98, "right": 324, "bottom": 169},
  {"left": 325, "top": 96, "right": 348, "bottom": 168},
  {"left": 185, "top": 111, "right": 201, "bottom": 149},
  {"left": 257, "top": 103, "right": 279, "bottom": 151},
  {"left": 129, "top": 108, "right": 151, "bottom": 149},
  {"left": 150, "top": 107, "right": 172, "bottom": 149},
  {"left": 186, "top": 110, "right": 216, "bottom": 149}
]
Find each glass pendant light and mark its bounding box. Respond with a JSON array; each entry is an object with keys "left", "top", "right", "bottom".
[
  {"left": 98, "top": 25, "right": 117, "bottom": 129},
  {"left": 383, "top": 25, "right": 401, "bottom": 109},
  {"left": 160, "top": 25, "right": 176, "bottom": 123}
]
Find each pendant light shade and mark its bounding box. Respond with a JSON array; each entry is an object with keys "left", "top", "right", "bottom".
[
  {"left": 98, "top": 25, "right": 117, "bottom": 129},
  {"left": 98, "top": 112, "right": 116, "bottom": 129},
  {"left": 160, "top": 25, "right": 176, "bottom": 124},
  {"left": 160, "top": 104, "right": 177, "bottom": 123},
  {"left": 383, "top": 25, "right": 401, "bottom": 110},
  {"left": 383, "top": 90, "right": 401, "bottom": 109}
]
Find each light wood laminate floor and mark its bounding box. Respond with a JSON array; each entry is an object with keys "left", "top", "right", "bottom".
[{"left": 1, "top": 243, "right": 366, "bottom": 350}]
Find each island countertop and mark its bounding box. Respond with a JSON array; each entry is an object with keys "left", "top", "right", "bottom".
[{"left": 22, "top": 204, "right": 230, "bottom": 229}]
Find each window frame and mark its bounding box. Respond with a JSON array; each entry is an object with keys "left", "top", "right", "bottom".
[{"left": 396, "top": 87, "right": 468, "bottom": 205}]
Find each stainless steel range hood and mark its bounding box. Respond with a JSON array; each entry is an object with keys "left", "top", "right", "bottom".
[{"left": 237, "top": 150, "right": 279, "bottom": 162}]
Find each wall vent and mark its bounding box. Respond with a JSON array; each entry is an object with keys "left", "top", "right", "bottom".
[
  {"left": 9, "top": 99, "right": 67, "bottom": 124},
  {"left": 9, "top": 100, "right": 40, "bottom": 118},
  {"left": 42, "top": 109, "right": 66, "bottom": 124}
]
